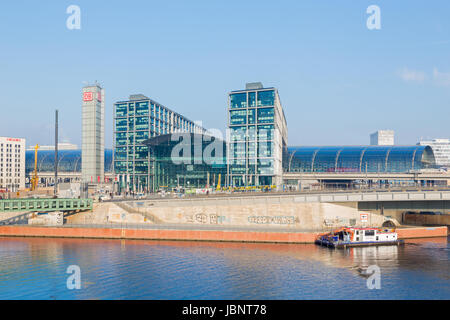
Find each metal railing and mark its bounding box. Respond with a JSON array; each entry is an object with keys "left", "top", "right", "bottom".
[{"left": 0, "top": 198, "right": 93, "bottom": 213}]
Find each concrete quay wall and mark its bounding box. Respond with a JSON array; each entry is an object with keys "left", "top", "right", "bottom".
[
  {"left": 0, "top": 225, "right": 446, "bottom": 243},
  {"left": 130, "top": 201, "right": 390, "bottom": 230}
]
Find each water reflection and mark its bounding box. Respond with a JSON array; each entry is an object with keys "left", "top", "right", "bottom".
[{"left": 0, "top": 236, "right": 448, "bottom": 299}]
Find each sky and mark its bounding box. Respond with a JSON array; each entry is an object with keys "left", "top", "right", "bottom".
[{"left": 0, "top": 0, "right": 449, "bottom": 148}]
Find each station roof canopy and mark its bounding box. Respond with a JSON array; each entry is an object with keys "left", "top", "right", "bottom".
[{"left": 285, "top": 145, "right": 436, "bottom": 173}]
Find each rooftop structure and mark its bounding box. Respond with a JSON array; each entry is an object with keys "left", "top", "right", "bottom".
[{"left": 370, "top": 130, "right": 395, "bottom": 146}]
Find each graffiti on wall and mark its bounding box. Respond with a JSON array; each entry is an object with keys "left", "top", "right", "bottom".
[
  {"left": 247, "top": 216, "right": 297, "bottom": 225},
  {"left": 184, "top": 213, "right": 226, "bottom": 224}
]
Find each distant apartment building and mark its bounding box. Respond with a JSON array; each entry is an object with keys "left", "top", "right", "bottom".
[
  {"left": 113, "top": 94, "right": 204, "bottom": 192},
  {"left": 227, "top": 82, "right": 288, "bottom": 188},
  {"left": 81, "top": 84, "right": 105, "bottom": 183},
  {"left": 418, "top": 138, "right": 450, "bottom": 167},
  {"left": 370, "top": 130, "right": 395, "bottom": 146},
  {"left": 0, "top": 137, "right": 25, "bottom": 191}
]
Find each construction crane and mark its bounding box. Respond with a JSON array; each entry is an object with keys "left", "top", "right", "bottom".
[
  {"left": 30, "top": 144, "right": 39, "bottom": 191},
  {"left": 216, "top": 174, "right": 221, "bottom": 191}
]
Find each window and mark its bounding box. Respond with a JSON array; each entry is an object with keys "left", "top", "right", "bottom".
[
  {"left": 135, "top": 102, "right": 149, "bottom": 116},
  {"left": 230, "top": 127, "right": 246, "bottom": 141},
  {"left": 128, "top": 103, "right": 135, "bottom": 116},
  {"left": 248, "top": 92, "right": 256, "bottom": 107},
  {"left": 115, "top": 104, "right": 127, "bottom": 117},
  {"left": 365, "top": 230, "right": 375, "bottom": 236},
  {"left": 230, "top": 110, "right": 247, "bottom": 125},
  {"left": 257, "top": 159, "right": 274, "bottom": 174},
  {"left": 257, "top": 108, "right": 274, "bottom": 124},
  {"left": 128, "top": 118, "right": 134, "bottom": 131},
  {"left": 230, "top": 93, "right": 247, "bottom": 108},
  {"left": 248, "top": 109, "right": 255, "bottom": 124},
  {"left": 231, "top": 142, "right": 246, "bottom": 159},
  {"left": 135, "top": 117, "right": 149, "bottom": 131},
  {"left": 258, "top": 141, "right": 273, "bottom": 157},
  {"left": 257, "top": 125, "right": 274, "bottom": 140},
  {"left": 115, "top": 118, "right": 127, "bottom": 132},
  {"left": 257, "top": 90, "right": 274, "bottom": 107}
]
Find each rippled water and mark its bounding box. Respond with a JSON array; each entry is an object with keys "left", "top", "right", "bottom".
[{"left": 0, "top": 236, "right": 448, "bottom": 299}]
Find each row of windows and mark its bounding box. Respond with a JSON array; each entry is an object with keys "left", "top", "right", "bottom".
[
  {"left": 114, "top": 160, "right": 150, "bottom": 174},
  {"left": 115, "top": 102, "right": 197, "bottom": 132},
  {"left": 0, "top": 144, "right": 22, "bottom": 148},
  {"left": 229, "top": 141, "right": 274, "bottom": 158},
  {"left": 115, "top": 117, "right": 174, "bottom": 132},
  {"left": 230, "top": 90, "right": 275, "bottom": 109},
  {"left": 229, "top": 159, "right": 274, "bottom": 175},
  {"left": 229, "top": 108, "right": 274, "bottom": 125},
  {"left": 230, "top": 125, "right": 275, "bottom": 141},
  {"left": 0, "top": 172, "right": 20, "bottom": 177}
]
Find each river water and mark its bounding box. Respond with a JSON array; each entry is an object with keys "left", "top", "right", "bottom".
[{"left": 0, "top": 236, "right": 448, "bottom": 299}]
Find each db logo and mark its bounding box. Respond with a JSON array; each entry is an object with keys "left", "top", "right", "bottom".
[{"left": 83, "top": 92, "right": 93, "bottom": 101}]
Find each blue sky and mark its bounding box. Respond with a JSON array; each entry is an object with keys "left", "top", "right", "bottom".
[{"left": 0, "top": 0, "right": 449, "bottom": 148}]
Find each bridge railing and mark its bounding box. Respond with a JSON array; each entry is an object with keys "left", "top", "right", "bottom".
[{"left": 0, "top": 198, "right": 93, "bottom": 213}]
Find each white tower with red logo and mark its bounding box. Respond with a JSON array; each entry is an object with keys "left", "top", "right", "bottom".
[{"left": 82, "top": 83, "right": 105, "bottom": 183}]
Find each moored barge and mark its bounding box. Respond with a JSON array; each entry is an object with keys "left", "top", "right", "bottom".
[{"left": 315, "top": 227, "right": 404, "bottom": 249}]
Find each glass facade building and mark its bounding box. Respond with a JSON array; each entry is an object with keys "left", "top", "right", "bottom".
[
  {"left": 143, "top": 133, "right": 227, "bottom": 191},
  {"left": 227, "top": 83, "right": 288, "bottom": 187},
  {"left": 113, "top": 94, "right": 204, "bottom": 192},
  {"left": 284, "top": 146, "right": 436, "bottom": 173}
]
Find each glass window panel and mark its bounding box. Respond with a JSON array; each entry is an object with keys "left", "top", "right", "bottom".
[
  {"left": 128, "top": 103, "right": 135, "bottom": 116},
  {"left": 135, "top": 102, "right": 149, "bottom": 116},
  {"left": 115, "top": 104, "right": 127, "bottom": 117},
  {"left": 248, "top": 109, "right": 255, "bottom": 124},
  {"left": 115, "top": 118, "right": 127, "bottom": 132},
  {"left": 257, "top": 90, "right": 274, "bottom": 107},
  {"left": 230, "top": 93, "right": 247, "bottom": 108},
  {"left": 229, "top": 109, "right": 247, "bottom": 125},
  {"left": 257, "top": 107, "right": 274, "bottom": 124},
  {"left": 248, "top": 92, "right": 256, "bottom": 107},
  {"left": 230, "top": 126, "right": 246, "bottom": 141}
]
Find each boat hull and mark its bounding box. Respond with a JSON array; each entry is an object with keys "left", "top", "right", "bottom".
[{"left": 315, "top": 239, "right": 404, "bottom": 249}]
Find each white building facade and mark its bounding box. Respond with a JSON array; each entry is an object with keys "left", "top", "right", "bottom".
[
  {"left": 0, "top": 137, "right": 26, "bottom": 191},
  {"left": 81, "top": 84, "right": 105, "bottom": 183},
  {"left": 370, "top": 130, "right": 395, "bottom": 146},
  {"left": 418, "top": 139, "right": 450, "bottom": 167}
]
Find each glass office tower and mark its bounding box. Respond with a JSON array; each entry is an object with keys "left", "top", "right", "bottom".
[
  {"left": 227, "top": 83, "right": 287, "bottom": 188},
  {"left": 113, "top": 94, "right": 203, "bottom": 193}
]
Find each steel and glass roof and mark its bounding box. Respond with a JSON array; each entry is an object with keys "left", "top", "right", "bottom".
[
  {"left": 285, "top": 146, "right": 436, "bottom": 173},
  {"left": 25, "top": 149, "right": 113, "bottom": 173}
]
